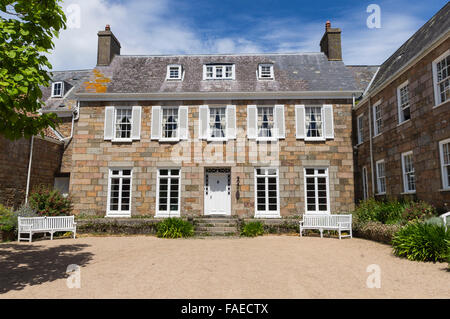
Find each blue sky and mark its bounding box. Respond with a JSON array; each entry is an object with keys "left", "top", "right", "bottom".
[{"left": 48, "top": 0, "right": 448, "bottom": 70}]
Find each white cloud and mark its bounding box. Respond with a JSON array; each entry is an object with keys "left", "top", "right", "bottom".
[{"left": 48, "top": 0, "right": 431, "bottom": 70}]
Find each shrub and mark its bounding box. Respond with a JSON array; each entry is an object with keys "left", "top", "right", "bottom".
[
  {"left": 352, "top": 220, "right": 401, "bottom": 244},
  {"left": 424, "top": 216, "right": 444, "bottom": 226},
  {"left": 0, "top": 204, "right": 16, "bottom": 232},
  {"left": 353, "top": 198, "right": 406, "bottom": 224},
  {"left": 156, "top": 218, "right": 194, "bottom": 238},
  {"left": 28, "top": 185, "right": 73, "bottom": 216},
  {"left": 241, "top": 221, "right": 264, "bottom": 237},
  {"left": 401, "top": 201, "right": 436, "bottom": 222},
  {"left": 392, "top": 222, "right": 450, "bottom": 262}
]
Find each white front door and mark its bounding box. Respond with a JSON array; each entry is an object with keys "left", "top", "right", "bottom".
[{"left": 204, "top": 170, "right": 231, "bottom": 215}]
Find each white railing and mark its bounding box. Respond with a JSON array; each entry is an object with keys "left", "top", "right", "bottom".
[
  {"left": 299, "top": 214, "right": 352, "bottom": 240},
  {"left": 18, "top": 216, "right": 77, "bottom": 242}
]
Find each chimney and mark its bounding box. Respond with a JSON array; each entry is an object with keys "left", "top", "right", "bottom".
[
  {"left": 320, "top": 21, "right": 342, "bottom": 61},
  {"left": 97, "top": 25, "right": 121, "bottom": 66}
]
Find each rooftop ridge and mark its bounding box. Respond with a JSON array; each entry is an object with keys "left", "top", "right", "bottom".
[{"left": 117, "top": 52, "right": 325, "bottom": 58}]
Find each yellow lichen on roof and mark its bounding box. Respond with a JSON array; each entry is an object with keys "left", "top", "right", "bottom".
[{"left": 83, "top": 69, "right": 111, "bottom": 93}]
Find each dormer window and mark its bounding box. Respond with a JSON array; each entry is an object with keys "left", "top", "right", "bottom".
[
  {"left": 51, "top": 82, "right": 64, "bottom": 97},
  {"left": 166, "top": 64, "right": 183, "bottom": 80},
  {"left": 203, "top": 64, "right": 235, "bottom": 80},
  {"left": 258, "top": 64, "right": 274, "bottom": 80}
]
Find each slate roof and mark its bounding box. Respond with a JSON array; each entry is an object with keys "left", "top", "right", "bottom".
[
  {"left": 367, "top": 2, "right": 450, "bottom": 95},
  {"left": 77, "top": 53, "right": 361, "bottom": 96},
  {"left": 346, "top": 65, "right": 379, "bottom": 92},
  {"left": 40, "top": 69, "right": 92, "bottom": 113}
]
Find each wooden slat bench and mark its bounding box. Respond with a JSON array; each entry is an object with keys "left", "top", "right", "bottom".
[
  {"left": 299, "top": 214, "right": 352, "bottom": 239},
  {"left": 18, "top": 216, "right": 77, "bottom": 242}
]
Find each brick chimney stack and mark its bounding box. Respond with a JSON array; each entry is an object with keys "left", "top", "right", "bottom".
[
  {"left": 320, "top": 21, "right": 342, "bottom": 61},
  {"left": 97, "top": 25, "right": 121, "bottom": 66}
]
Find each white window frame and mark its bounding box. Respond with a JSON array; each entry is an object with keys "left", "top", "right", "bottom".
[
  {"left": 397, "top": 80, "right": 411, "bottom": 124},
  {"left": 51, "top": 81, "right": 64, "bottom": 97},
  {"left": 166, "top": 64, "right": 183, "bottom": 81},
  {"left": 362, "top": 166, "right": 368, "bottom": 200},
  {"left": 203, "top": 64, "right": 235, "bottom": 80},
  {"left": 439, "top": 138, "right": 450, "bottom": 190},
  {"left": 254, "top": 167, "right": 280, "bottom": 218},
  {"left": 304, "top": 167, "right": 330, "bottom": 214},
  {"left": 207, "top": 106, "right": 228, "bottom": 141},
  {"left": 304, "top": 106, "right": 325, "bottom": 141},
  {"left": 156, "top": 168, "right": 181, "bottom": 217},
  {"left": 432, "top": 49, "right": 450, "bottom": 107},
  {"left": 401, "top": 151, "right": 416, "bottom": 193},
  {"left": 376, "top": 159, "right": 386, "bottom": 195},
  {"left": 373, "top": 100, "right": 382, "bottom": 137},
  {"left": 113, "top": 107, "right": 133, "bottom": 142},
  {"left": 256, "top": 106, "right": 276, "bottom": 141},
  {"left": 357, "top": 114, "right": 364, "bottom": 145},
  {"left": 258, "top": 64, "right": 274, "bottom": 80},
  {"left": 160, "top": 107, "right": 180, "bottom": 142},
  {"left": 106, "top": 168, "right": 133, "bottom": 217}
]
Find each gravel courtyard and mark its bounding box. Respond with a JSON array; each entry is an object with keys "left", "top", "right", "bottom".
[{"left": 0, "top": 235, "right": 449, "bottom": 298}]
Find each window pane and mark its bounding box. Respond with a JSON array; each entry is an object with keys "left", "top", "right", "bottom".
[
  {"left": 209, "top": 107, "right": 226, "bottom": 138},
  {"left": 305, "top": 107, "right": 323, "bottom": 138},
  {"left": 162, "top": 108, "right": 178, "bottom": 138},
  {"left": 257, "top": 107, "right": 274, "bottom": 137}
]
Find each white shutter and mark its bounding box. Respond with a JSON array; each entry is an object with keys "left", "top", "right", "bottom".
[
  {"left": 226, "top": 105, "right": 236, "bottom": 139},
  {"left": 295, "top": 105, "right": 305, "bottom": 139},
  {"left": 323, "top": 104, "right": 334, "bottom": 139},
  {"left": 131, "top": 106, "right": 141, "bottom": 140},
  {"left": 199, "top": 105, "right": 209, "bottom": 139},
  {"left": 247, "top": 105, "right": 257, "bottom": 139},
  {"left": 179, "top": 106, "right": 189, "bottom": 140},
  {"left": 274, "top": 104, "right": 285, "bottom": 139},
  {"left": 104, "top": 106, "right": 114, "bottom": 140},
  {"left": 151, "top": 106, "right": 161, "bottom": 140}
]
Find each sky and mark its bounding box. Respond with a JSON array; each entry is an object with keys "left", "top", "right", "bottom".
[{"left": 45, "top": 0, "right": 448, "bottom": 70}]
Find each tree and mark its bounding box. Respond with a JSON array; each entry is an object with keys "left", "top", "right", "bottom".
[{"left": 0, "top": 0, "right": 66, "bottom": 140}]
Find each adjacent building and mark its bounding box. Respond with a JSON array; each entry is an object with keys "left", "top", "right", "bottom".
[{"left": 353, "top": 3, "right": 450, "bottom": 211}]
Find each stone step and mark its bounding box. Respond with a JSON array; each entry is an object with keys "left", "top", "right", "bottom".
[
  {"left": 194, "top": 231, "right": 239, "bottom": 237},
  {"left": 195, "top": 218, "right": 238, "bottom": 224},
  {"left": 195, "top": 222, "right": 237, "bottom": 227},
  {"left": 195, "top": 226, "right": 238, "bottom": 232}
]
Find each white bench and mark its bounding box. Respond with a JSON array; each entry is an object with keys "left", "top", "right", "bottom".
[
  {"left": 299, "top": 214, "right": 352, "bottom": 239},
  {"left": 440, "top": 212, "right": 450, "bottom": 230},
  {"left": 18, "top": 216, "right": 77, "bottom": 242}
]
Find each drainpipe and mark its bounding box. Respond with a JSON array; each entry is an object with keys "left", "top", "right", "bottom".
[
  {"left": 25, "top": 136, "right": 34, "bottom": 204},
  {"left": 62, "top": 101, "right": 79, "bottom": 145},
  {"left": 367, "top": 97, "right": 375, "bottom": 197}
]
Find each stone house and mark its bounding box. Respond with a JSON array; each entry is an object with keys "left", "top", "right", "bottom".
[
  {"left": 353, "top": 3, "right": 450, "bottom": 211},
  {"left": 66, "top": 23, "right": 367, "bottom": 218},
  {"left": 0, "top": 70, "right": 91, "bottom": 208}
]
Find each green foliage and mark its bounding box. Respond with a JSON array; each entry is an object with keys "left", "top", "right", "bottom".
[
  {"left": 0, "top": 1, "right": 66, "bottom": 140},
  {"left": 0, "top": 204, "right": 16, "bottom": 232},
  {"left": 28, "top": 185, "right": 73, "bottom": 216},
  {"left": 353, "top": 198, "right": 407, "bottom": 224},
  {"left": 156, "top": 218, "right": 194, "bottom": 238},
  {"left": 240, "top": 221, "right": 264, "bottom": 237},
  {"left": 401, "top": 201, "right": 436, "bottom": 222},
  {"left": 392, "top": 222, "right": 450, "bottom": 262},
  {"left": 424, "top": 216, "right": 444, "bottom": 226}
]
